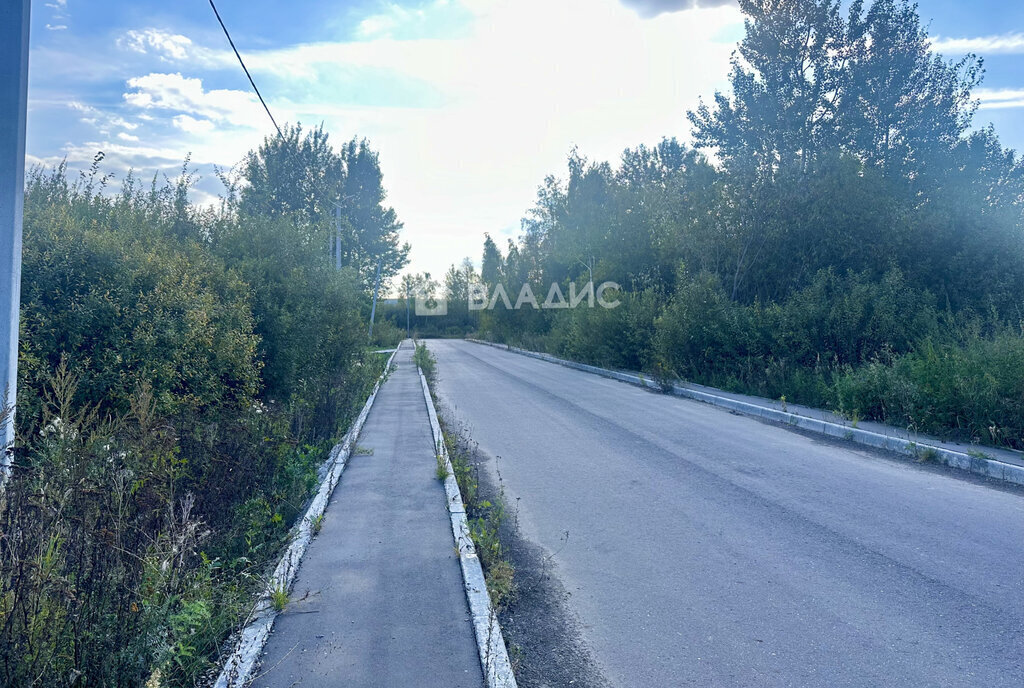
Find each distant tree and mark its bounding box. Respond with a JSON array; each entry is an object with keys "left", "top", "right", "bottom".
[
  {"left": 558, "top": 152, "right": 614, "bottom": 284},
  {"left": 400, "top": 272, "right": 438, "bottom": 302},
  {"left": 240, "top": 124, "right": 342, "bottom": 224},
  {"left": 444, "top": 259, "right": 478, "bottom": 328},
  {"left": 337, "top": 138, "right": 409, "bottom": 288},
  {"left": 239, "top": 124, "right": 409, "bottom": 289},
  {"left": 481, "top": 234, "right": 504, "bottom": 286},
  {"left": 444, "top": 259, "right": 476, "bottom": 303}
]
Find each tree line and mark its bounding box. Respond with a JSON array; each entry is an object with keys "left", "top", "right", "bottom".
[{"left": 414, "top": 0, "right": 1024, "bottom": 450}]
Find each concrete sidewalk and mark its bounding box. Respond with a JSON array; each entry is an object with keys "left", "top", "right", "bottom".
[{"left": 252, "top": 342, "right": 483, "bottom": 688}]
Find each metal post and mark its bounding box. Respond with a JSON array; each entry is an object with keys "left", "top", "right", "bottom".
[
  {"left": 334, "top": 205, "right": 342, "bottom": 270},
  {"left": 1, "top": 0, "right": 31, "bottom": 476},
  {"left": 367, "top": 258, "right": 382, "bottom": 338}
]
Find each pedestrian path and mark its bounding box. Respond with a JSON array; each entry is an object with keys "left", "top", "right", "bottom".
[{"left": 252, "top": 342, "right": 484, "bottom": 688}]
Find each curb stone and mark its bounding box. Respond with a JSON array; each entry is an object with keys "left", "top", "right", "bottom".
[
  {"left": 212, "top": 343, "right": 402, "bottom": 688},
  {"left": 466, "top": 339, "right": 1024, "bottom": 489},
  {"left": 416, "top": 358, "right": 518, "bottom": 688}
]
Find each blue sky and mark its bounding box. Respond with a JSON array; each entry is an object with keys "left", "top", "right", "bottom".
[{"left": 25, "top": 0, "right": 1024, "bottom": 282}]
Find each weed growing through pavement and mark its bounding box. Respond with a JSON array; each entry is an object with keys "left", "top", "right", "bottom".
[
  {"left": 270, "top": 583, "right": 289, "bottom": 612},
  {"left": 311, "top": 513, "right": 325, "bottom": 534},
  {"left": 435, "top": 453, "right": 450, "bottom": 481}
]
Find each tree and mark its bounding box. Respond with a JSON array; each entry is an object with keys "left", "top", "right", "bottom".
[
  {"left": 240, "top": 124, "right": 342, "bottom": 224},
  {"left": 842, "top": 0, "right": 982, "bottom": 185},
  {"left": 481, "top": 233, "right": 503, "bottom": 286},
  {"left": 444, "top": 259, "right": 477, "bottom": 329},
  {"left": 239, "top": 124, "right": 409, "bottom": 290},
  {"left": 337, "top": 138, "right": 409, "bottom": 288},
  {"left": 688, "top": 0, "right": 982, "bottom": 185},
  {"left": 689, "top": 0, "right": 847, "bottom": 178}
]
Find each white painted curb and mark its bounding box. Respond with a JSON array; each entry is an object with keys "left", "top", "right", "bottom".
[
  {"left": 416, "top": 357, "right": 518, "bottom": 688},
  {"left": 467, "top": 339, "right": 1024, "bottom": 488},
  {"left": 213, "top": 342, "right": 402, "bottom": 688}
]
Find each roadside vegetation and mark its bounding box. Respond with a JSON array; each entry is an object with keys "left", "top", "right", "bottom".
[
  {"left": 0, "top": 125, "right": 406, "bottom": 687},
  {"left": 416, "top": 345, "right": 516, "bottom": 613},
  {"left": 411, "top": 0, "right": 1024, "bottom": 451},
  {"left": 441, "top": 419, "right": 517, "bottom": 614}
]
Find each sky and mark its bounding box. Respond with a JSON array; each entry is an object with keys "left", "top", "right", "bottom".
[{"left": 24, "top": 0, "right": 1024, "bottom": 287}]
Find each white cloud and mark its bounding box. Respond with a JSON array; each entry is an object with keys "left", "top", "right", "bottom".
[
  {"left": 115, "top": 75, "right": 275, "bottom": 170},
  {"left": 117, "top": 132, "right": 140, "bottom": 142},
  {"left": 932, "top": 33, "right": 1024, "bottom": 55},
  {"left": 68, "top": 101, "right": 140, "bottom": 134},
  {"left": 119, "top": 29, "right": 193, "bottom": 61},
  {"left": 59, "top": 141, "right": 189, "bottom": 168},
  {"left": 53, "top": 0, "right": 742, "bottom": 282},
  {"left": 356, "top": 0, "right": 457, "bottom": 39},
  {"left": 357, "top": 8, "right": 406, "bottom": 39},
  {"left": 123, "top": 73, "right": 263, "bottom": 127},
  {"left": 975, "top": 88, "right": 1024, "bottom": 110},
  {"left": 238, "top": 0, "right": 743, "bottom": 279},
  {"left": 173, "top": 114, "right": 217, "bottom": 134},
  {"left": 620, "top": 0, "right": 735, "bottom": 18},
  {"left": 44, "top": 0, "right": 68, "bottom": 26}
]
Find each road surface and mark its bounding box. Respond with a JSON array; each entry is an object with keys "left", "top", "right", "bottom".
[{"left": 429, "top": 339, "right": 1024, "bottom": 688}]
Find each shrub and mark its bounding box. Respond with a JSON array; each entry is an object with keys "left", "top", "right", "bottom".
[
  {"left": 2, "top": 161, "right": 388, "bottom": 687},
  {"left": 653, "top": 271, "right": 743, "bottom": 380},
  {"left": 413, "top": 343, "right": 436, "bottom": 377},
  {"left": 833, "top": 334, "right": 1024, "bottom": 448},
  {"left": 370, "top": 317, "right": 404, "bottom": 348},
  {"left": 548, "top": 287, "right": 660, "bottom": 371},
  {"left": 18, "top": 166, "right": 260, "bottom": 433}
]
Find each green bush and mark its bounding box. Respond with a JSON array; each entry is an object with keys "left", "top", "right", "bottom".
[
  {"left": 833, "top": 334, "right": 1024, "bottom": 448},
  {"left": 547, "top": 287, "right": 660, "bottom": 372},
  {"left": 18, "top": 164, "right": 260, "bottom": 431},
  {"left": 765, "top": 268, "right": 938, "bottom": 369},
  {"left": 370, "top": 317, "right": 404, "bottom": 348},
  {"left": 653, "top": 271, "right": 744, "bottom": 380},
  {"left": 208, "top": 213, "right": 366, "bottom": 442},
  {"left": 413, "top": 343, "right": 436, "bottom": 377},
  {"left": 2, "top": 160, "right": 390, "bottom": 687}
]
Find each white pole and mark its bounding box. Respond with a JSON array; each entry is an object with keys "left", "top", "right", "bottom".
[
  {"left": 334, "top": 205, "right": 342, "bottom": 270},
  {"left": 0, "top": 0, "right": 31, "bottom": 476},
  {"left": 368, "top": 258, "right": 382, "bottom": 338}
]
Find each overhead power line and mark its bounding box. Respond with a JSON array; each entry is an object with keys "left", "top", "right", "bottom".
[
  {"left": 205, "top": 1, "right": 346, "bottom": 209},
  {"left": 208, "top": 0, "right": 282, "bottom": 139},
  {"left": 207, "top": 0, "right": 364, "bottom": 282}
]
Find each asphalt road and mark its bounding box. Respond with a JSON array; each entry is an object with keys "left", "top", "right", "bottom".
[{"left": 429, "top": 339, "right": 1024, "bottom": 688}]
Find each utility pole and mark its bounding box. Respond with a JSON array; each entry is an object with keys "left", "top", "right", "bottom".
[
  {"left": 367, "top": 258, "right": 382, "bottom": 339},
  {"left": 334, "top": 205, "right": 342, "bottom": 270},
  {"left": 1, "top": 0, "right": 31, "bottom": 477}
]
